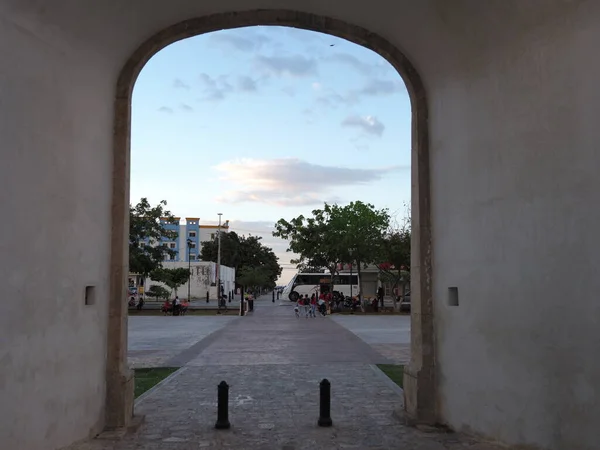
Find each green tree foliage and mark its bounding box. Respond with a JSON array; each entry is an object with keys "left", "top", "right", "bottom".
[
  {"left": 273, "top": 206, "right": 345, "bottom": 294},
  {"left": 378, "top": 209, "right": 411, "bottom": 302},
  {"left": 325, "top": 201, "right": 390, "bottom": 298},
  {"left": 274, "top": 201, "right": 390, "bottom": 299},
  {"left": 236, "top": 267, "right": 271, "bottom": 293},
  {"left": 150, "top": 267, "right": 191, "bottom": 296},
  {"left": 200, "top": 231, "right": 281, "bottom": 289},
  {"left": 129, "top": 198, "right": 178, "bottom": 277},
  {"left": 146, "top": 285, "right": 171, "bottom": 301}
]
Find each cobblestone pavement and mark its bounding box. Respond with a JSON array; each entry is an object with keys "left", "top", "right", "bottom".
[{"left": 69, "top": 295, "right": 504, "bottom": 450}]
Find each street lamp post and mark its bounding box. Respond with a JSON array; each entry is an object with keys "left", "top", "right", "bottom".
[
  {"left": 187, "top": 239, "right": 192, "bottom": 302},
  {"left": 217, "top": 213, "right": 223, "bottom": 303},
  {"left": 349, "top": 248, "right": 354, "bottom": 299}
]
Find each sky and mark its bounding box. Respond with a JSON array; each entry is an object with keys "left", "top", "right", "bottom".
[{"left": 131, "top": 26, "right": 411, "bottom": 284}]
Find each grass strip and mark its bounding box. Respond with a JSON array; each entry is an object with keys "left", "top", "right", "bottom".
[
  {"left": 134, "top": 367, "right": 179, "bottom": 398},
  {"left": 377, "top": 364, "right": 404, "bottom": 389}
]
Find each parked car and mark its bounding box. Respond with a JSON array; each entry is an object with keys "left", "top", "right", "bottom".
[{"left": 399, "top": 290, "right": 411, "bottom": 312}]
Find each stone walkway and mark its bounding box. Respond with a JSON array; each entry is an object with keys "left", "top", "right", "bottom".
[{"left": 69, "top": 295, "right": 504, "bottom": 450}]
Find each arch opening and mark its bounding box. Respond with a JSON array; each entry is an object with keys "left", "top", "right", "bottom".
[{"left": 109, "top": 9, "right": 433, "bottom": 431}]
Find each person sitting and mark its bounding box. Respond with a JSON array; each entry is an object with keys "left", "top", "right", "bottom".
[
  {"left": 218, "top": 295, "right": 228, "bottom": 312},
  {"left": 161, "top": 299, "right": 172, "bottom": 315},
  {"left": 180, "top": 300, "right": 189, "bottom": 316},
  {"left": 318, "top": 297, "right": 327, "bottom": 316},
  {"left": 136, "top": 297, "right": 145, "bottom": 310}
]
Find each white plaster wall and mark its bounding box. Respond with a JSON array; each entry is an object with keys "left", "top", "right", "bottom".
[
  {"left": 144, "top": 262, "right": 235, "bottom": 300},
  {"left": 2, "top": 1, "right": 599, "bottom": 449},
  {"left": 429, "top": 3, "right": 600, "bottom": 449},
  {"left": 0, "top": 8, "right": 115, "bottom": 450}
]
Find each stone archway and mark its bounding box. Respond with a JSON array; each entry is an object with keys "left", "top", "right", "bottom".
[{"left": 109, "top": 9, "right": 434, "bottom": 430}]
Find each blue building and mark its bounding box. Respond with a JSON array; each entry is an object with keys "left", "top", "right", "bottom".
[{"left": 139, "top": 216, "right": 228, "bottom": 262}]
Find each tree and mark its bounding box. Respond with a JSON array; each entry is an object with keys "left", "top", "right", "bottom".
[
  {"left": 145, "top": 285, "right": 170, "bottom": 301},
  {"left": 199, "top": 230, "right": 242, "bottom": 269},
  {"left": 236, "top": 266, "right": 271, "bottom": 294},
  {"left": 129, "top": 198, "right": 178, "bottom": 278},
  {"left": 150, "top": 267, "right": 191, "bottom": 297},
  {"left": 327, "top": 201, "right": 390, "bottom": 299},
  {"left": 200, "top": 232, "right": 281, "bottom": 289},
  {"left": 273, "top": 206, "right": 346, "bottom": 296},
  {"left": 378, "top": 210, "right": 411, "bottom": 308}
]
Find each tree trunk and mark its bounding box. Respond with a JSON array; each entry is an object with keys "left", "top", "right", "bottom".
[
  {"left": 356, "top": 260, "right": 365, "bottom": 312},
  {"left": 328, "top": 265, "right": 336, "bottom": 299}
]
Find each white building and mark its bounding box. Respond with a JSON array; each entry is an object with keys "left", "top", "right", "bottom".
[{"left": 143, "top": 261, "right": 235, "bottom": 301}]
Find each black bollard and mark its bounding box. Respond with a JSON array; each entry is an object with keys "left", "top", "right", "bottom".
[
  {"left": 318, "top": 379, "right": 333, "bottom": 427},
  {"left": 215, "top": 381, "right": 231, "bottom": 429},
  {"left": 240, "top": 288, "right": 245, "bottom": 317},
  {"left": 206, "top": 291, "right": 209, "bottom": 304},
  {"left": 272, "top": 290, "right": 275, "bottom": 302}
]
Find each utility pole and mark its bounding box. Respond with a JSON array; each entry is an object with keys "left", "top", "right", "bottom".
[
  {"left": 187, "top": 239, "right": 192, "bottom": 301},
  {"left": 217, "top": 213, "right": 222, "bottom": 303}
]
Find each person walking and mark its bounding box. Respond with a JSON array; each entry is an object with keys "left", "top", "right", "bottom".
[
  {"left": 310, "top": 294, "right": 317, "bottom": 318},
  {"left": 305, "top": 294, "right": 312, "bottom": 318},
  {"left": 378, "top": 286, "right": 385, "bottom": 309},
  {"left": 172, "top": 296, "right": 180, "bottom": 316}
]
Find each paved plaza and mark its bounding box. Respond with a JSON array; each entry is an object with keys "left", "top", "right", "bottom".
[
  {"left": 128, "top": 315, "right": 239, "bottom": 368},
  {"left": 69, "top": 295, "right": 503, "bottom": 450},
  {"left": 330, "top": 314, "right": 411, "bottom": 365}
]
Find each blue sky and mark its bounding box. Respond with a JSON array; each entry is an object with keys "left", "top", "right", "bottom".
[{"left": 131, "top": 26, "right": 411, "bottom": 282}]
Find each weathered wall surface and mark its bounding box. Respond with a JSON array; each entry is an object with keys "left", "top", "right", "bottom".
[
  {"left": 1, "top": 1, "right": 598, "bottom": 449},
  {"left": 0, "top": 6, "right": 114, "bottom": 450},
  {"left": 429, "top": 3, "right": 600, "bottom": 449}
]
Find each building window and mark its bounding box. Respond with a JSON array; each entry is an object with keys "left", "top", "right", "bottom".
[
  {"left": 189, "top": 231, "right": 196, "bottom": 237},
  {"left": 169, "top": 243, "right": 176, "bottom": 249},
  {"left": 189, "top": 242, "right": 196, "bottom": 249},
  {"left": 189, "top": 255, "right": 196, "bottom": 261}
]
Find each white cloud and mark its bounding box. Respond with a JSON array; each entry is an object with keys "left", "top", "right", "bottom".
[
  {"left": 209, "top": 31, "right": 271, "bottom": 52},
  {"left": 325, "top": 53, "right": 374, "bottom": 75},
  {"left": 342, "top": 115, "right": 385, "bottom": 137},
  {"left": 179, "top": 103, "right": 194, "bottom": 112},
  {"left": 198, "top": 73, "right": 234, "bottom": 101},
  {"left": 359, "top": 79, "right": 403, "bottom": 96},
  {"left": 281, "top": 86, "right": 296, "bottom": 97},
  {"left": 254, "top": 55, "right": 317, "bottom": 78},
  {"left": 213, "top": 158, "right": 404, "bottom": 206},
  {"left": 237, "top": 76, "right": 257, "bottom": 92},
  {"left": 173, "top": 78, "right": 191, "bottom": 90}
]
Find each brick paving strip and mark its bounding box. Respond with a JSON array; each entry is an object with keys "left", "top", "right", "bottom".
[{"left": 68, "top": 296, "right": 504, "bottom": 450}]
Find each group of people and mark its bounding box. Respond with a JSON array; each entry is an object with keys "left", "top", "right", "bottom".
[
  {"left": 294, "top": 293, "right": 328, "bottom": 318},
  {"left": 161, "top": 296, "right": 189, "bottom": 316}
]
